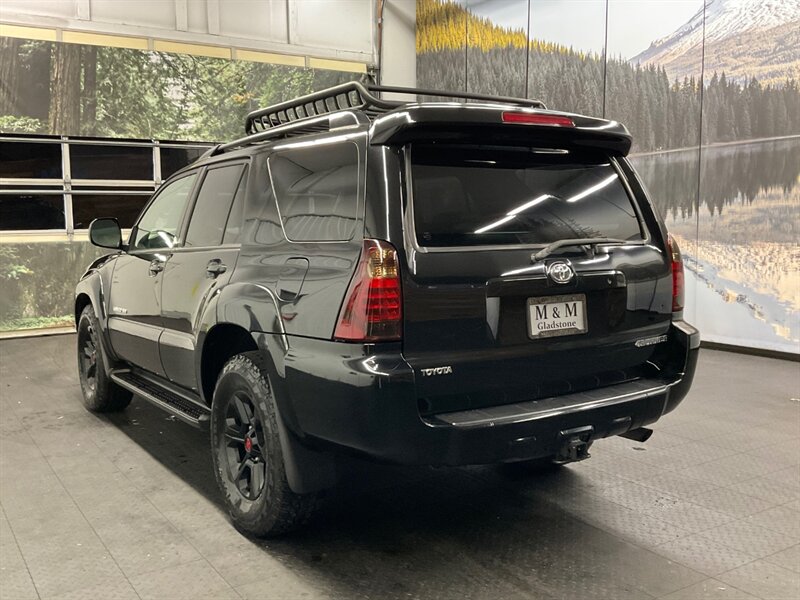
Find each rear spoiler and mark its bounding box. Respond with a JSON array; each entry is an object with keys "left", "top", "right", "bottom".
[{"left": 369, "top": 104, "right": 633, "bottom": 157}]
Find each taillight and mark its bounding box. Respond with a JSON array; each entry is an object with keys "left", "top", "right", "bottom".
[
  {"left": 334, "top": 239, "right": 402, "bottom": 342},
  {"left": 667, "top": 234, "right": 684, "bottom": 312},
  {"left": 501, "top": 112, "right": 575, "bottom": 127}
]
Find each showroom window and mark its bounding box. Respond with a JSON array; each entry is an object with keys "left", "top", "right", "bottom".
[{"left": 0, "top": 136, "right": 213, "bottom": 234}]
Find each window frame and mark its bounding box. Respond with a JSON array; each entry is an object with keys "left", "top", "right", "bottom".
[
  {"left": 128, "top": 170, "right": 201, "bottom": 254},
  {"left": 175, "top": 159, "right": 250, "bottom": 252},
  {"left": 402, "top": 144, "right": 651, "bottom": 254}
]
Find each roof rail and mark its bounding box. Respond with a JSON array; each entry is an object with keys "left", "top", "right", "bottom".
[{"left": 244, "top": 81, "right": 545, "bottom": 135}]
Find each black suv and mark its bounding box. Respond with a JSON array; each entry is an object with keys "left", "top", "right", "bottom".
[{"left": 75, "top": 82, "right": 698, "bottom": 536}]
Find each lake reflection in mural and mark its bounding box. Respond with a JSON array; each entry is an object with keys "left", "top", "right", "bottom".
[{"left": 632, "top": 138, "right": 800, "bottom": 352}]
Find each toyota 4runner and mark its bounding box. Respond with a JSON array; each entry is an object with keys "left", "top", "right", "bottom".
[{"left": 75, "top": 82, "right": 699, "bottom": 536}]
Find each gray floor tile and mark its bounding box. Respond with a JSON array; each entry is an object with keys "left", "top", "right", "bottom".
[
  {"left": 3, "top": 335, "right": 799, "bottom": 600},
  {"left": 653, "top": 534, "right": 759, "bottom": 576},
  {"left": 105, "top": 531, "right": 202, "bottom": 577},
  {"left": 129, "top": 559, "right": 235, "bottom": 600},
  {"left": 745, "top": 505, "right": 800, "bottom": 540},
  {"left": 688, "top": 487, "right": 780, "bottom": 519},
  {"left": 718, "top": 560, "right": 800, "bottom": 600},
  {"left": 0, "top": 567, "right": 39, "bottom": 600},
  {"left": 763, "top": 544, "right": 800, "bottom": 575},
  {"left": 658, "top": 578, "right": 758, "bottom": 599},
  {"left": 42, "top": 579, "right": 140, "bottom": 600},
  {"left": 698, "top": 520, "right": 797, "bottom": 559}
]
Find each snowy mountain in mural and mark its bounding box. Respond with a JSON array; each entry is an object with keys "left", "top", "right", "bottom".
[{"left": 632, "top": 0, "right": 800, "bottom": 85}]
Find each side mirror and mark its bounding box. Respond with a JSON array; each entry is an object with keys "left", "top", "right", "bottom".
[{"left": 89, "top": 218, "right": 122, "bottom": 249}]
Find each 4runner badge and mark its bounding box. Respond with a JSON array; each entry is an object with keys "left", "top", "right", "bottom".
[{"left": 421, "top": 366, "right": 453, "bottom": 377}]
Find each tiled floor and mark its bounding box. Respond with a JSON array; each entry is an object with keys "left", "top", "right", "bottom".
[{"left": 0, "top": 335, "right": 798, "bottom": 600}]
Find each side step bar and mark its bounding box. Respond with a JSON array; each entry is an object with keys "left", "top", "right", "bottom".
[{"left": 110, "top": 369, "right": 210, "bottom": 429}]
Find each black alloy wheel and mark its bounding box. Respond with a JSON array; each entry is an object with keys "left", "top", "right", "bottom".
[
  {"left": 78, "top": 321, "right": 98, "bottom": 393},
  {"left": 222, "top": 391, "right": 267, "bottom": 500},
  {"left": 210, "top": 352, "right": 321, "bottom": 537},
  {"left": 75, "top": 305, "right": 131, "bottom": 412}
]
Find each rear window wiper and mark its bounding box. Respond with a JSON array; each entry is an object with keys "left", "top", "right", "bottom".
[{"left": 531, "top": 238, "right": 627, "bottom": 262}]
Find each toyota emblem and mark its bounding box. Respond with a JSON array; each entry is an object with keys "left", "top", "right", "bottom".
[{"left": 546, "top": 261, "right": 575, "bottom": 284}]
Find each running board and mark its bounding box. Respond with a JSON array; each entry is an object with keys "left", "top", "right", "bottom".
[{"left": 110, "top": 369, "right": 210, "bottom": 429}]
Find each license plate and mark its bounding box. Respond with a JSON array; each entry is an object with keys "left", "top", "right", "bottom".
[{"left": 527, "top": 294, "right": 587, "bottom": 339}]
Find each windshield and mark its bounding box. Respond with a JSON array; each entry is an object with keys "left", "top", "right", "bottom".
[{"left": 410, "top": 144, "right": 644, "bottom": 247}]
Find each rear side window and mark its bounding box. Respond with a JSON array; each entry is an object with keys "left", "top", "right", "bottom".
[
  {"left": 410, "top": 144, "right": 643, "bottom": 247},
  {"left": 185, "top": 164, "right": 245, "bottom": 247},
  {"left": 269, "top": 142, "right": 359, "bottom": 242}
]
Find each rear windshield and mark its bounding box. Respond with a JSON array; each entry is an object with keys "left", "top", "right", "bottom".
[{"left": 410, "top": 144, "right": 644, "bottom": 247}]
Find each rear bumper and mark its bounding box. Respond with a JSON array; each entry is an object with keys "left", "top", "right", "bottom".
[{"left": 276, "top": 320, "right": 699, "bottom": 467}]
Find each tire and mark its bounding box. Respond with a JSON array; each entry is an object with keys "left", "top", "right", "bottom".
[
  {"left": 210, "top": 351, "right": 320, "bottom": 537},
  {"left": 76, "top": 305, "right": 132, "bottom": 412}
]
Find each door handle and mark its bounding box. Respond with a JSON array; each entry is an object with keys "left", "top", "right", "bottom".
[
  {"left": 148, "top": 259, "right": 165, "bottom": 276},
  {"left": 206, "top": 259, "right": 227, "bottom": 278}
]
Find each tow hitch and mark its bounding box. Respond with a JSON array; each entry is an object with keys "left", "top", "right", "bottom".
[{"left": 554, "top": 426, "right": 593, "bottom": 464}]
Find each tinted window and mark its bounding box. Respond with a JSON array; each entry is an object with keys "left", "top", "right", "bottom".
[
  {"left": 71, "top": 144, "right": 152, "bottom": 180},
  {"left": 185, "top": 165, "right": 244, "bottom": 247},
  {"left": 222, "top": 167, "right": 248, "bottom": 244},
  {"left": 0, "top": 142, "right": 62, "bottom": 178},
  {"left": 411, "top": 144, "right": 643, "bottom": 247},
  {"left": 269, "top": 142, "right": 359, "bottom": 242},
  {"left": 131, "top": 174, "right": 197, "bottom": 251},
  {"left": 71, "top": 193, "right": 151, "bottom": 229},
  {"left": 0, "top": 194, "right": 64, "bottom": 230}
]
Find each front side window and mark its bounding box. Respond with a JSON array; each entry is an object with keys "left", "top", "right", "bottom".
[
  {"left": 185, "top": 164, "right": 245, "bottom": 248},
  {"left": 410, "top": 144, "right": 643, "bottom": 247},
  {"left": 131, "top": 173, "right": 197, "bottom": 251},
  {"left": 269, "top": 142, "right": 359, "bottom": 242}
]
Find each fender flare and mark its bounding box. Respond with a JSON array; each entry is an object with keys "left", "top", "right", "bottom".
[{"left": 216, "top": 283, "right": 337, "bottom": 494}]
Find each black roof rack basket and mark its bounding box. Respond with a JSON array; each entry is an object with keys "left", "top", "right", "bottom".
[{"left": 244, "top": 81, "right": 545, "bottom": 135}]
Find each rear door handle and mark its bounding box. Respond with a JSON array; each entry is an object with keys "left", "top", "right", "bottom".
[
  {"left": 206, "top": 259, "right": 227, "bottom": 278},
  {"left": 148, "top": 259, "right": 165, "bottom": 276}
]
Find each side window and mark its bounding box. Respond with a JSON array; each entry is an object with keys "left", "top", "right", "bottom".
[
  {"left": 131, "top": 173, "right": 197, "bottom": 251},
  {"left": 269, "top": 142, "right": 359, "bottom": 242},
  {"left": 222, "top": 166, "right": 248, "bottom": 245},
  {"left": 185, "top": 164, "right": 245, "bottom": 247}
]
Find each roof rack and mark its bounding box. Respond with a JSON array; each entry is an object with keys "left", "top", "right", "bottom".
[{"left": 244, "top": 81, "right": 546, "bottom": 135}]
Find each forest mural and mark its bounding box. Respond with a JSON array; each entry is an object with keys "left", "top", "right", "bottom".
[
  {"left": 417, "top": 0, "right": 800, "bottom": 353},
  {"left": 0, "top": 37, "right": 363, "bottom": 141},
  {"left": 0, "top": 36, "right": 364, "bottom": 331}
]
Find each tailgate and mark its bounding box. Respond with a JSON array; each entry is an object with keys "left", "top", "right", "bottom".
[{"left": 402, "top": 142, "right": 673, "bottom": 415}]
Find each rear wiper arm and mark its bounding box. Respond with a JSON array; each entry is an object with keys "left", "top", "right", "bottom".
[{"left": 531, "top": 238, "right": 627, "bottom": 262}]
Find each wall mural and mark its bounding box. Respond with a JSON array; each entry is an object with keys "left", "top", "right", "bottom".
[
  {"left": 0, "top": 36, "right": 364, "bottom": 332},
  {"left": 417, "top": 0, "right": 800, "bottom": 354},
  {"left": 0, "top": 37, "right": 363, "bottom": 141}
]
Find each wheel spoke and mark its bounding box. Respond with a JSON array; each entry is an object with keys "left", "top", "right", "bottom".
[
  {"left": 233, "top": 396, "right": 251, "bottom": 427},
  {"left": 250, "top": 461, "right": 264, "bottom": 494},
  {"left": 224, "top": 425, "right": 245, "bottom": 444},
  {"left": 235, "top": 458, "right": 249, "bottom": 482}
]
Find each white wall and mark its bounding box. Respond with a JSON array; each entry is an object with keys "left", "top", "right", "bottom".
[
  {"left": 380, "top": 0, "right": 415, "bottom": 88},
  {"left": 0, "top": 0, "right": 375, "bottom": 64}
]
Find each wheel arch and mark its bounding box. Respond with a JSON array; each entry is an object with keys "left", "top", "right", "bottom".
[{"left": 199, "top": 322, "right": 258, "bottom": 405}]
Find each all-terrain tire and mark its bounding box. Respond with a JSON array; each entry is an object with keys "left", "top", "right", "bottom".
[
  {"left": 76, "top": 305, "right": 132, "bottom": 412},
  {"left": 210, "top": 351, "right": 321, "bottom": 537}
]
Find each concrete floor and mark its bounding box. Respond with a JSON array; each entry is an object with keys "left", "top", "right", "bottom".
[{"left": 0, "top": 335, "right": 798, "bottom": 600}]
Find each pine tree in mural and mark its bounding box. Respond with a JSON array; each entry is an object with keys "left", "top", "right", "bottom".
[{"left": 415, "top": 0, "right": 800, "bottom": 152}]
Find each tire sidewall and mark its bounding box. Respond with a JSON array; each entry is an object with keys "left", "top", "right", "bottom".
[
  {"left": 210, "top": 356, "right": 284, "bottom": 532},
  {"left": 77, "top": 307, "right": 102, "bottom": 408}
]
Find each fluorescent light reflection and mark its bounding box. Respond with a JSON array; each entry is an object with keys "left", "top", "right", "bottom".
[
  {"left": 565, "top": 174, "right": 618, "bottom": 203},
  {"left": 507, "top": 194, "right": 550, "bottom": 215},
  {"left": 474, "top": 214, "right": 515, "bottom": 234}
]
